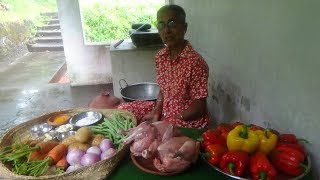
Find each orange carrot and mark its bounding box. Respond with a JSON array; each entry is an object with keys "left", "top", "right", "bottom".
[
  {"left": 36, "top": 141, "right": 59, "bottom": 154},
  {"left": 56, "top": 156, "right": 69, "bottom": 170},
  {"left": 46, "top": 143, "right": 68, "bottom": 165},
  {"left": 29, "top": 151, "right": 42, "bottom": 161}
]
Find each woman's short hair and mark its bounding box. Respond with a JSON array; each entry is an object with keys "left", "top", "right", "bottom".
[{"left": 157, "top": 4, "right": 186, "bottom": 23}]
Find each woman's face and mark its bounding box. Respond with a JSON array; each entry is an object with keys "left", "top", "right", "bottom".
[{"left": 157, "top": 10, "right": 187, "bottom": 48}]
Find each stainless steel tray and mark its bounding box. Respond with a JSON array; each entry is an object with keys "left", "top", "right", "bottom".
[{"left": 200, "top": 153, "right": 311, "bottom": 180}]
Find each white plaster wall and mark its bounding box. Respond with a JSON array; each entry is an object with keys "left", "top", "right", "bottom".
[
  {"left": 110, "top": 40, "right": 159, "bottom": 98},
  {"left": 174, "top": 0, "right": 320, "bottom": 177},
  {"left": 57, "top": 0, "right": 112, "bottom": 86}
]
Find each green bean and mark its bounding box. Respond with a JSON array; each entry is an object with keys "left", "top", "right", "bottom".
[
  {"left": 123, "top": 119, "right": 128, "bottom": 130},
  {"left": 89, "top": 112, "right": 136, "bottom": 148},
  {"left": 105, "top": 119, "right": 118, "bottom": 133},
  {"left": 104, "top": 128, "right": 116, "bottom": 141},
  {"left": 113, "top": 117, "right": 126, "bottom": 130},
  {"left": 115, "top": 136, "right": 126, "bottom": 144},
  {"left": 103, "top": 117, "right": 111, "bottom": 122},
  {"left": 90, "top": 125, "right": 103, "bottom": 129}
]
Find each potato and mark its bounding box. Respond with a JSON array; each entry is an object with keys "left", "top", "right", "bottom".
[
  {"left": 62, "top": 135, "right": 77, "bottom": 146},
  {"left": 68, "top": 142, "right": 90, "bottom": 152},
  {"left": 75, "top": 127, "right": 92, "bottom": 143},
  {"left": 91, "top": 134, "right": 105, "bottom": 146}
]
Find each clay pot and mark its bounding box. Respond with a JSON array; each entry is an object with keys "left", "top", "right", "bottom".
[{"left": 88, "top": 90, "right": 122, "bottom": 109}]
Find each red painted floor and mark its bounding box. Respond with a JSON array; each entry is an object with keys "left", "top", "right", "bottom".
[{"left": 57, "top": 72, "right": 70, "bottom": 83}]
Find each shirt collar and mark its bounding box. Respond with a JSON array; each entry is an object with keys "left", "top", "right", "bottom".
[{"left": 158, "top": 41, "right": 193, "bottom": 58}]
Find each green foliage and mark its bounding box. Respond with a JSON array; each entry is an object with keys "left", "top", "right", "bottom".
[
  {"left": 0, "top": 0, "right": 56, "bottom": 55},
  {"left": 80, "top": 0, "right": 163, "bottom": 42},
  {"left": 0, "top": 21, "right": 31, "bottom": 44},
  {"left": 0, "top": 0, "right": 56, "bottom": 22}
]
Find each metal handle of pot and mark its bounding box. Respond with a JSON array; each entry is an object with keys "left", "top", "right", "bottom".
[{"left": 119, "top": 79, "right": 129, "bottom": 90}]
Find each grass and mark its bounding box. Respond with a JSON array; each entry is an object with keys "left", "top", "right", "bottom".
[
  {"left": 0, "top": 0, "right": 57, "bottom": 23},
  {"left": 80, "top": 0, "right": 164, "bottom": 42}
]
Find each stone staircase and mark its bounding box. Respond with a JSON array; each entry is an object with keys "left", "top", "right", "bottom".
[{"left": 27, "top": 12, "right": 64, "bottom": 52}]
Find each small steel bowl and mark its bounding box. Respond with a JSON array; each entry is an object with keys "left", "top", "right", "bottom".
[
  {"left": 47, "top": 113, "right": 71, "bottom": 127},
  {"left": 30, "top": 123, "right": 53, "bottom": 135},
  {"left": 57, "top": 130, "right": 76, "bottom": 141},
  {"left": 69, "top": 111, "right": 103, "bottom": 128}
]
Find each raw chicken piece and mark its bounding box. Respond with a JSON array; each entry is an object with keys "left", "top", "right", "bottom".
[
  {"left": 121, "top": 121, "right": 159, "bottom": 158},
  {"left": 152, "top": 121, "right": 182, "bottom": 139},
  {"left": 141, "top": 139, "right": 160, "bottom": 159},
  {"left": 154, "top": 156, "right": 190, "bottom": 173},
  {"left": 121, "top": 120, "right": 199, "bottom": 172},
  {"left": 120, "top": 121, "right": 151, "bottom": 144},
  {"left": 154, "top": 136, "right": 199, "bottom": 172},
  {"left": 130, "top": 125, "right": 157, "bottom": 157}
]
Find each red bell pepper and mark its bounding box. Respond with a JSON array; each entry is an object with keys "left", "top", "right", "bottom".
[
  {"left": 201, "top": 129, "right": 220, "bottom": 141},
  {"left": 200, "top": 129, "right": 226, "bottom": 150},
  {"left": 279, "top": 134, "right": 299, "bottom": 143},
  {"left": 271, "top": 146, "right": 308, "bottom": 176},
  {"left": 276, "top": 142, "right": 305, "bottom": 157},
  {"left": 217, "top": 123, "right": 232, "bottom": 140},
  {"left": 219, "top": 151, "right": 249, "bottom": 177},
  {"left": 250, "top": 152, "right": 277, "bottom": 180},
  {"left": 203, "top": 144, "right": 228, "bottom": 165},
  {"left": 279, "top": 133, "right": 308, "bottom": 144}
]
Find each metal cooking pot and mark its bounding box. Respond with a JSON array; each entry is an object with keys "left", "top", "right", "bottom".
[{"left": 119, "top": 79, "right": 160, "bottom": 102}]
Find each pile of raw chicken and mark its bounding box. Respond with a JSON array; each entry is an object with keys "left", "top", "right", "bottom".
[{"left": 120, "top": 121, "right": 199, "bottom": 173}]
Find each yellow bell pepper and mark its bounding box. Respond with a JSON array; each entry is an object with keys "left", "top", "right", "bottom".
[
  {"left": 227, "top": 125, "right": 259, "bottom": 154},
  {"left": 255, "top": 129, "right": 278, "bottom": 154}
]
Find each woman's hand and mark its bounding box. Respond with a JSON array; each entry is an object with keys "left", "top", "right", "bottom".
[
  {"left": 140, "top": 91, "right": 163, "bottom": 123},
  {"left": 171, "top": 113, "right": 184, "bottom": 120},
  {"left": 141, "top": 110, "right": 161, "bottom": 123}
]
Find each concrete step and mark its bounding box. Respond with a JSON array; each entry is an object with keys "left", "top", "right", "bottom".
[
  {"left": 34, "top": 36, "right": 63, "bottom": 43},
  {"left": 26, "top": 42, "right": 64, "bottom": 52},
  {"left": 36, "top": 30, "right": 61, "bottom": 37},
  {"left": 40, "top": 24, "right": 60, "bottom": 30},
  {"left": 47, "top": 19, "right": 60, "bottom": 25},
  {"left": 41, "top": 12, "right": 58, "bottom": 17}
]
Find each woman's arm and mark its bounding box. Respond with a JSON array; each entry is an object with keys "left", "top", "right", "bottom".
[
  {"left": 172, "top": 97, "right": 207, "bottom": 121},
  {"left": 153, "top": 91, "right": 163, "bottom": 115},
  {"left": 141, "top": 91, "right": 163, "bottom": 122}
]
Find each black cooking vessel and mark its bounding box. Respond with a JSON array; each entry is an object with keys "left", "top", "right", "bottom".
[{"left": 119, "top": 79, "right": 160, "bottom": 102}]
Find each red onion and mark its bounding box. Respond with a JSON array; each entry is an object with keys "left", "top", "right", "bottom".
[
  {"left": 99, "top": 139, "right": 113, "bottom": 152},
  {"left": 86, "top": 146, "right": 101, "bottom": 155},
  {"left": 66, "top": 164, "right": 83, "bottom": 173},
  {"left": 66, "top": 149, "right": 85, "bottom": 165},
  {"left": 100, "top": 148, "right": 116, "bottom": 160},
  {"left": 80, "top": 153, "right": 100, "bottom": 166}
]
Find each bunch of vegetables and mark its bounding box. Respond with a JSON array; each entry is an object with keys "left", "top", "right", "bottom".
[
  {"left": 0, "top": 140, "right": 68, "bottom": 176},
  {"left": 89, "top": 113, "right": 134, "bottom": 149},
  {"left": 0, "top": 111, "right": 135, "bottom": 177},
  {"left": 63, "top": 112, "right": 134, "bottom": 172},
  {"left": 200, "top": 122, "right": 309, "bottom": 179}
]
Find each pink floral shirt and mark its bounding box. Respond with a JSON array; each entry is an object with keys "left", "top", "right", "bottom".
[{"left": 156, "top": 41, "right": 210, "bottom": 128}]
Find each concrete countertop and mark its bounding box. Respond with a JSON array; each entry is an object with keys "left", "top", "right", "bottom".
[{"left": 110, "top": 39, "right": 163, "bottom": 51}]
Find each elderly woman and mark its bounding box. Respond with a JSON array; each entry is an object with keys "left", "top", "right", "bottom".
[{"left": 118, "top": 4, "right": 210, "bottom": 128}]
